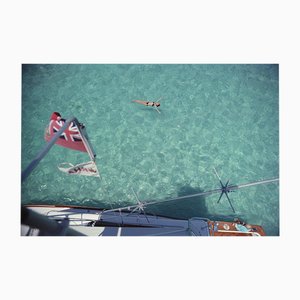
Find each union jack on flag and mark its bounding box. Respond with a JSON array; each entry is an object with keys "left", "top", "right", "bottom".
[
  {"left": 45, "top": 119, "right": 88, "bottom": 152},
  {"left": 53, "top": 120, "right": 82, "bottom": 142}
]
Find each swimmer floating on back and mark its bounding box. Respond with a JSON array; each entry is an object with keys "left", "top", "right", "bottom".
[{"left": 132, "top": 98, "right": 162, "bottom": 114}]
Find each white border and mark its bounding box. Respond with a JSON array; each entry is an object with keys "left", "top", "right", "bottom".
[{"left": 1, "top": 0, "right": 299, "bottom": 298}]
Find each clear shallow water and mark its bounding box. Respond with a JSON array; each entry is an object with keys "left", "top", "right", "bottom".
[{"left": 21, "top": 64, "right": 279, "bottom": 235}]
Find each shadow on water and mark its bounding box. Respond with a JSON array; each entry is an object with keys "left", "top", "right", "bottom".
[
  {"left": 145, "top": 184, "right": 238, "bottom": 222},
  {"left": 146, "top": 185, "right": 207, "bottom": 219}
]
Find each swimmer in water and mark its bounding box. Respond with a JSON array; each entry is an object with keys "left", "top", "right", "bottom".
[{"left": 132, "top": 98, "right": 162, "bottom": 113}]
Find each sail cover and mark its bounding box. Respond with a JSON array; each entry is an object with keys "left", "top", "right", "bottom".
[{"left": 44, "top": 112, "right": 87, "bottom": 152}]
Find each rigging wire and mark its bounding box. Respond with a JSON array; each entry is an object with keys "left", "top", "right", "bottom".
[{"left": 99, "top": 177, "right": 279, "bottom": 217}]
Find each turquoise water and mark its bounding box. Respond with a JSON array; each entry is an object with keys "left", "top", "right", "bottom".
[{"left": 21, "top": 64, "right": 279, "bottom": 235}]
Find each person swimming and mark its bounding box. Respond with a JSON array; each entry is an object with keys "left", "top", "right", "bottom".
[
  {"left": 132, "top": 100, "right": 160, "bottom": 107},
  {"left": 132, "top": 99, "right": 161, "bottom": 113}
]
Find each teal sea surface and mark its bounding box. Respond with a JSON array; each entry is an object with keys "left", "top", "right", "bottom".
[{"left": 21, "top": 64, "right": 279, "bottom": 235}]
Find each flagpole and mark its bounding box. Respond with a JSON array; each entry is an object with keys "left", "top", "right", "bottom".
[
  {"left": 74, "top": 118, "right": 97, "bottom": 162},
  {"left": 73, "top": 118, "right": 101, "bottom": 179}
]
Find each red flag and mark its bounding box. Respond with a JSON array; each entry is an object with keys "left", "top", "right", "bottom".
[{"left": 44, "top": 112, "right": 87, "bottom": 152}]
